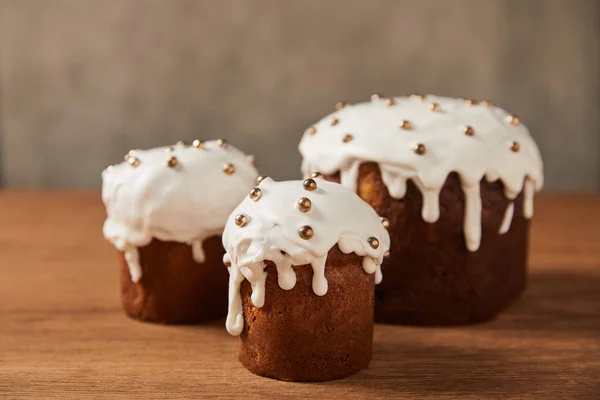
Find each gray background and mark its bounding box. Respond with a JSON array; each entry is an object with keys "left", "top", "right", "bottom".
[{"left": 0, "top": 0, "right": 598, "bottom": 189}]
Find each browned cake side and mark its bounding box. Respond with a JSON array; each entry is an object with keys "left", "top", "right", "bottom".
[
  {"left": 119, "top": 235, "right": 228, "bottom": 324},
  {"left": 239, "top": 245, "right": 374, "bottom": 382},
  {"left": 325, "top": 162, "right": 529, "bottom": 325}
]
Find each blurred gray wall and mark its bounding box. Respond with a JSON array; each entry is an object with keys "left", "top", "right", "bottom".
[{"left": 0, "top": 0, "right": 598, "bottom": 189}]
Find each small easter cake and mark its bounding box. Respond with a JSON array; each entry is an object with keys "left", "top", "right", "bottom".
[
  {"left": 102, "top": 140, "right": 258, "bottom": 324},
  {"left": 223, "top": 177, "right": 390, "bottom": 381},
  {"left": 299, "top": 95, "right": 544, "bottom": 325}
]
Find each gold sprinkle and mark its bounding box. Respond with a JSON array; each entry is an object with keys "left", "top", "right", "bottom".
[
  {"left": 384, "top": 250, "right": 391, "bottom": 258},
  {"left": 399, "top": 120, "right": 412, "bottom": 130},
  {"left": 124, "top": 150, "right": 136, "bottom": 162},
  {"left": 107, "top": 165, "right": 114, "bottom": 171},
  {"left": 128, "top": 157, "right": 140, "bottom": 168},
  {"left": 429, "top": 102, "right": 441, "bottom": 112},
  {"left": 166, "top": 156, "right": 178, "bottom": 168},
  {"left": 249, "top": 188, "right": 262, "bottom": 201},
  {"left": 192, "top": 139, "right": 204, "bottom": 149},
  {"left": 303, "top": 178, "right": 317, "bottom": 191},
  {"left": 306, "top": 127, "right": 317, "bottom": 136},
  {"left": 342, "top": 133, "right": 354, "bottom": 143},
  {"left": 507, "top": 115, "right": 521, "bottom": 126},
  {"left": 223, "top": 163, "right": 235, "bottom": 175},
  {"left": 310, "top": 172, "right": 324, "bottom": 179},
  {"left": 463, "top": 126, "right": 475, "bottom": 136},
  {"left": 256, "top": 174, "right": 268, "bottom": 185},
  {"left": 368, "top": 237, "right": 380, "bottom": 249},
  {"left": 510, "top": 141, "right": 520, "bottom": 152},
  {"left": 330, "top": 118, "right": 340, "bottom": 126},
  {"left": 410, "top": 94, "right": 426, "bottom": 101},
  {"left": 480, "top": 100, "right": 494, "bottom": 108},
  {"left": 298, "top": 225, "right": 314, "bottom": 240},
  {"left": 413, "top": 143, "right": 426, "bottom": 155},
  {"left": 297, "top": 197, "right": 312, "bottom": 213},
  {"left": 384, "top": 98, "right": 397, "bottom": 107},
  {"left": 249, "top": 157, "right": 258, "bottom": 168},
  {"left": 217, "top": 138, "right": 229, "bottom": 148},
  {"left": 176, "top": 140, "right": 186, "bottom": 147},
  {"left": 224, "top": 260, "right": 231, "bottom": 268},
  {"left": 335, "top": 101, "right": 347, "bottom": 111},
  {"left": 234, "top": 214, "right": 248, "bottom": 227},
  {"left": 381, "top": 218, "right": 390, "bottom": 229},
  {"left": 465, "top": 99, "right": 479, "bottom": 106},
  {"left": 371, "top": 93, "right": 384, "bottom": 101}
]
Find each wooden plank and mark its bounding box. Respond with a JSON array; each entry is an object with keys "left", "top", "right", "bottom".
[{"left": 0, "top": 193, "right": 599, "bottom": 399}]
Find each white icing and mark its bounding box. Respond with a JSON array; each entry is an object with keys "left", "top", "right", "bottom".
[
  {"left": 102, "top": 141, "right": 258, "bottom": 282},
  {"left": 223, "top": 179, "right": 390, "bottom": 336},
  {"left": 499, "top": 202, "right": 514, "bottom": 235},
  {"left": 299, "top": 95, "right": 544, "bottom": 251}
]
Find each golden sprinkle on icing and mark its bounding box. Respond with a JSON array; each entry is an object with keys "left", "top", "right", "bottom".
[
  {"left": 176, "top": 140, "right": 186, "bottom": 147},
  {"left": 465, "top": 99, "right": 479, "bottom": 106},
  {"left": 381, "top": 218, "right": 390, "bottom": 229},
  {"left": 510, "top": 141, "right": 520, "bottom": 152},
  {"left": 384, "top": 98, "right": 397, "bottom": 107},
  {"left": 297, "top": 197, "right": 312, "bottom": 213},
  {"left": 256, "top": 174, "right": 268, "bottom": 185},
  {"left": 399, "top": 120, "right": 412, "bottom": 130},
  {"left": 192, "top": 139, "right": 204, "bottom": 149},
  {"left": 303, "top": 178, "right": 317, "bottom": 191},
  {"left": 480, "top": 100, "right": 494, "bottom": 108},
  {"left": 335, "top": 101, "right": 347, "bottom": 111},
  {"left": 342, "top": 133, "right": 354, "bottom": 143},
  {"left": 330, "top": 118, "right": 340, "bottom": 126},
  {"left": 413, "top": 143, "right": 426, "bottom": 155},
  {"left": 307, "top": 127, "right": 317, "bottom": 136},
  {"left": 249, "top": 187, "right": 262, "bottom": 201},
  {"left": 128, "top": 157, "right": 140, "bottom": 168},
  {"left": 217, "top": 138, "right": 229, "bottom": 148},
  {"left": 234, "top": 214, "right": 248, "bottom": 227},
  {"left": 166, "top": 156, "right": 178, "bottom": 168},
  {"left": 310, "top": 172, "right": 324, "bottom": 179},
  {"left": 368, "top": 237, "right": 380, "bottom": 249},
  {"left": 298, "top": 225, "right": 314, "bottom": 240},
  {"left": 507, "top": 115, "right": 521, "bottom": 126},
  {"left": 371, "top": 93, "right": 384, "bottom": 101},
  {"left": 384, "top": 250, "right": 390, "bottom": 258},
  {"left": 410, "top": 94, "right": 426, "bottom": 101},
  {"left": 463, "top": 126, "right": 475, "bottom": 136},
  {"left": 429, "top": 102, "right": 441, "bottom": 112},
  {"left": 222, "top": 163, "right": 235, "bottom": 175}
]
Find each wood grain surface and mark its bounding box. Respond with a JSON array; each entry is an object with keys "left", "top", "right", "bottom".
[{"left": 0, "top": 192, "right": 599, "bottom": 399}]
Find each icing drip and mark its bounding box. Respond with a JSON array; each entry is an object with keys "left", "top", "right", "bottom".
[
  {"left": 499, "top": 202, "right": 514, "bottom": 234},
  {"left": 101, "top": 140, "right": 258, "bottom": 281},
  {"left": 462, "top": 182, "right": 482, "bottom": 251},
  {"left": 223, "top": 179, "right": 390, "bottom": 336},
  {"left": 299, "top": 95, "right": 544, "bottom": 252}
]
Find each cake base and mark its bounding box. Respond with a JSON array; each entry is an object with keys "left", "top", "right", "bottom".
[
  {"left": 238, "top": 246, "right": 374, "bottom": 382},
  {"left": 119, "top": 236, "right": 228, "bottom": 324},
  {"left": 326, "top": 163, "right": 529, "bottom": 326}
]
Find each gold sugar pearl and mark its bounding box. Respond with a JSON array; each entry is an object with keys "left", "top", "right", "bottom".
[
  {"left": 224, "top": 260, "right": 232, "bottom": 268},
  {"left": 217, "top": 138, "right": 229, "bottom": 148},
  {"left": 176, "top": 140, "right": 187, "bottom": 147},
  {"left": 480, "top": 100, "right": 493, "bottom": 108},
  {"left": 463, "top": 126, "right": 475, "bottom": 136},
  {"left": 335, "top": 101, "right": 347, "bottom": 111},
  {"left": 192, "top": 139, "right": 204, "bottom": 149},
  {"left": 381, "top": 218, "right": 390, "bottom": 229},
  {"left": 429, "top": 102, "right": 441, "bottom": 112},
  {"left": 128, "top": 157, "right": 140, "bottom": 168},
  {"left": 298, "top": 225, "right": 314, "bottom": 240},
  {"left": 384, "top": 98, "right": 397, "bottom": 107},
  {"left": 256, "top": 174, "right": 268, "bottom": 185},
  {"left": 234, "top": 214, "right": 248, "bottom": 227},
  {"left": 330, "top": 118, "right": 340, "bottom": 126},
  {"left": 384, "top": 250, "right": 391, "bottom": 258},
  {"left": 249, "top": 188, "right": 262, "bottom": 201},
  {"left": 310, "top": 172, "right": 324, "bottom": 179},
  {"left": 399, "top": 120, "right": 412, "bottom": 130},
  {"left": 413, "top": 143, "right": 426, "bottom": 155},
  {"left": 371, "top": 93, "right": 384, "bottom": 101},
  {"left": 223, "top": 163, "right": 235, "bottom": 175},
  {"left": 166, "top": 156, "right": 178, "bottom": 168},
  {"left": 124, "top": 150, "right": 136, "bottom": 162},
  {"left": 410, "top": 94, "right": 426, "bottom": 101},
  {"left": 510, "top": 141, "right": 521, "bottom": 152},
  {"left": 249, "top": 157, "right": 258, "bottom": 168},
  {"left": 507, "top": 115, "right": 521, "bottom": 126},
  {"left": 368, "top": 237, "right": 380, "bottom": 249},
  {"left": 342, "top": 134, "right": 354, "bottom": 143},
  {"left": 306, "top": 126, "right": 317, "bottom": 136},
  {"left": 465, "top": 99, "right": 479, "bottom": 106},
  {"left": 297, "top": 197, "right": 312, "bottom": 213},
  {"left": 303, "top": 178, "right": 317, "bottom": 191}
]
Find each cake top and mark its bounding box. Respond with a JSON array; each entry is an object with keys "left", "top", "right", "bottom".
[
  {"left": 223, "top": 177, "right": 390, "bottom": 335},
  {"left": 298, "top": 95, "right": 544, "bottom": 196},
  {"left": 102, "top": 140, "right": 258, "bottom": 264}
]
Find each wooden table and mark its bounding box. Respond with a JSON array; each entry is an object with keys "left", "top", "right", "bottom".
[{"left": 1, "top": 193, "right": 598, "bottom": 399}]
